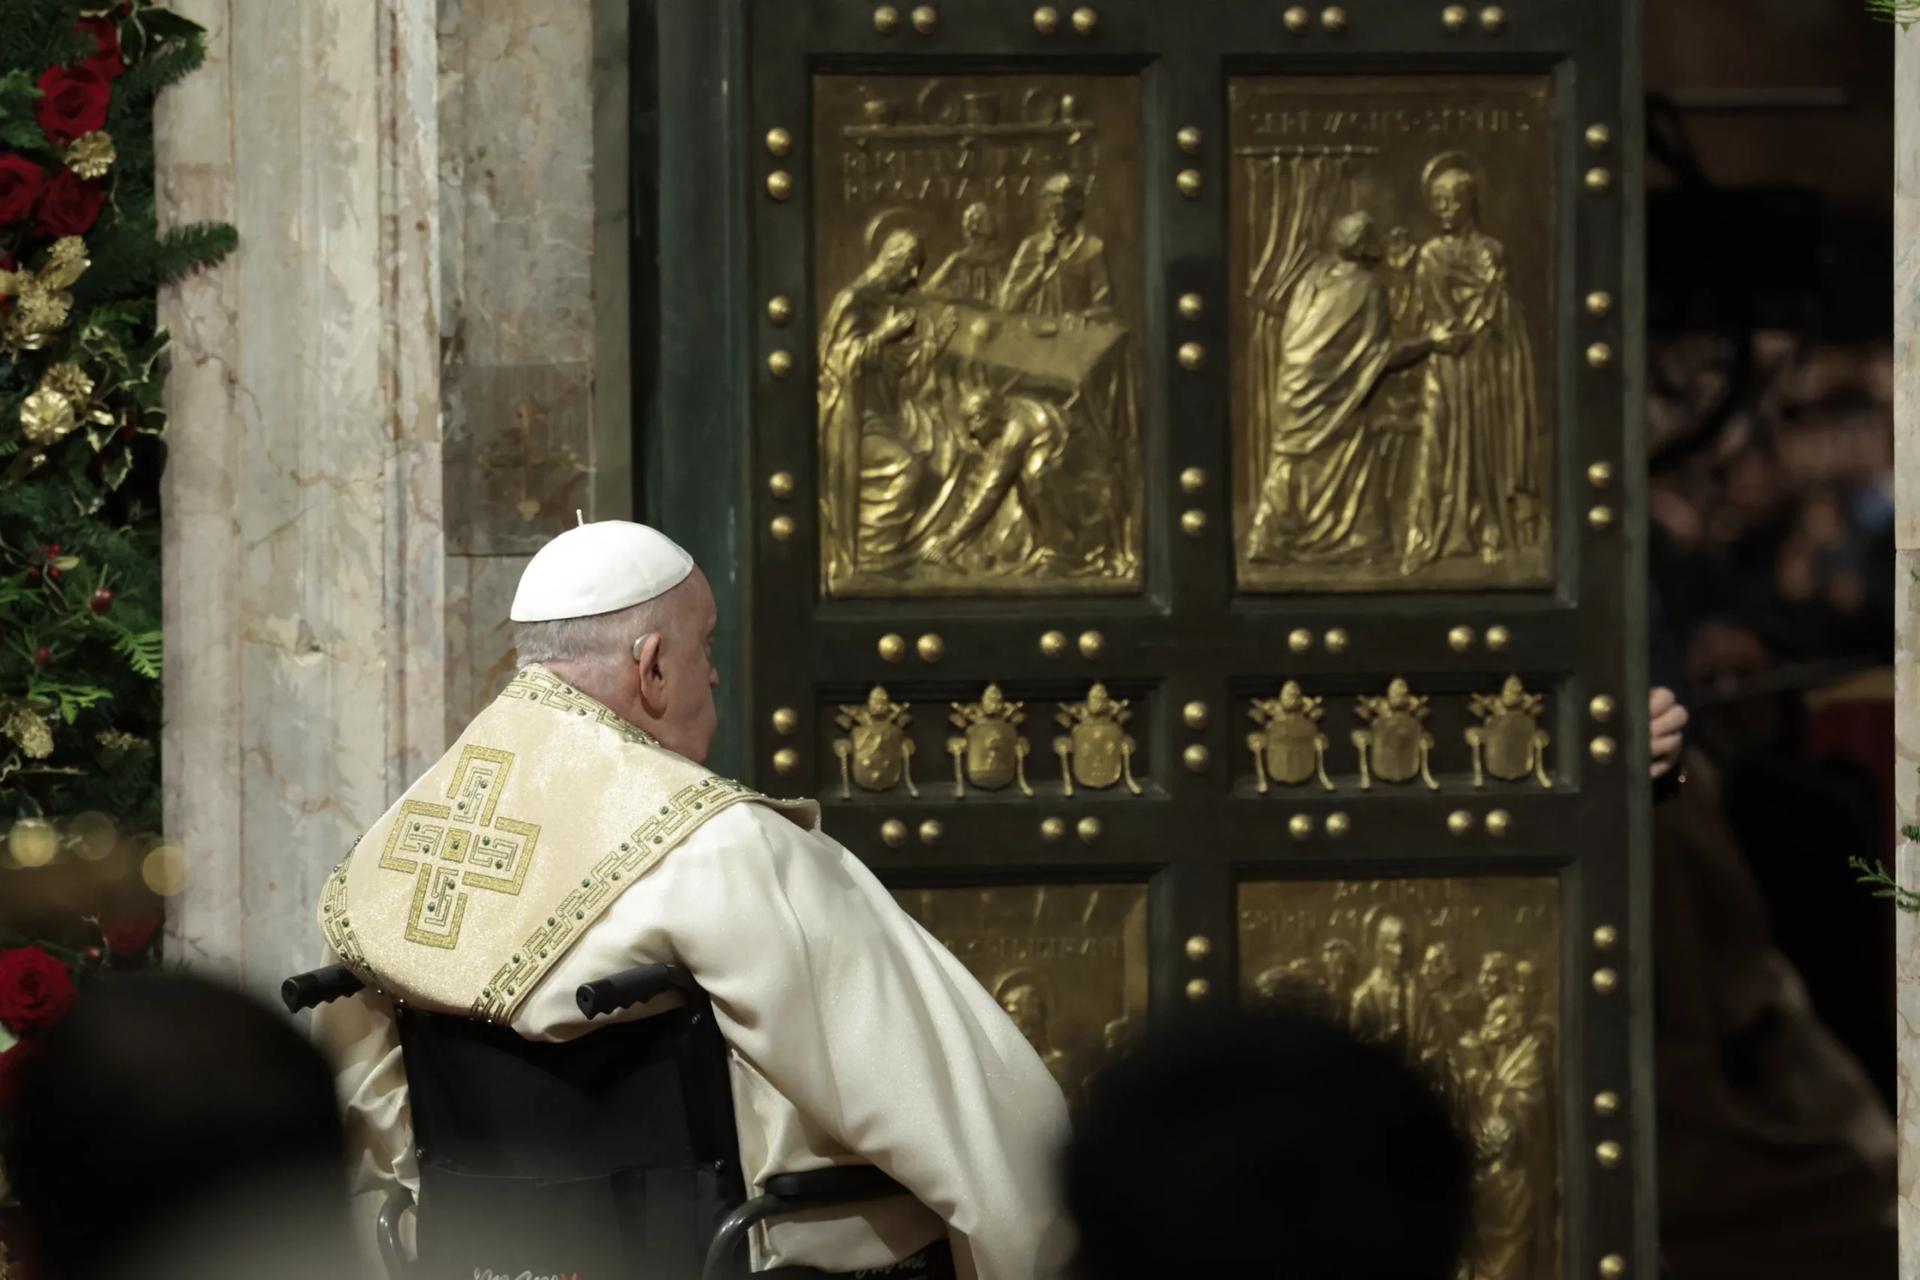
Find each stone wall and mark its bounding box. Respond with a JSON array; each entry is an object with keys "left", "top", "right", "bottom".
[{"left": 156, "top": 0, "right": 626, "bottom": 988}]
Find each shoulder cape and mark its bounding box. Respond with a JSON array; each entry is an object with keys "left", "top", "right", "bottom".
[{"left": 318, "top": 664, "right": 816, "bottom": 1023}]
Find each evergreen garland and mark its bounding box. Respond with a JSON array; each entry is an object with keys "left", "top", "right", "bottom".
[{"left": 0, "top": 0, "right": 233, "bottom": 833}]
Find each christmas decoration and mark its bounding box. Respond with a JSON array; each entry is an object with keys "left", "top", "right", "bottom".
[
  {"left": 63, "top": 130, "right": 112, "bottom": 180},
  {"left": 0, "top": 2, "right": 233, "bottom": 833},
  {"left": 1, "top": 9, "right": 232, "bottom": 1258}
]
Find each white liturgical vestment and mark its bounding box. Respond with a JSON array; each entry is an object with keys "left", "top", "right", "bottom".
[{"left": 312, "top": 669, "right": 1071, "bottom": 1280}]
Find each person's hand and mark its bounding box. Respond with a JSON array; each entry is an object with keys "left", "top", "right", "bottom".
[
  {"left": 878, "top": 308, "right": 917, "bottom": 341},
  {"left": 1649, "top": 686, "right": 1688, "bottom": 779}
]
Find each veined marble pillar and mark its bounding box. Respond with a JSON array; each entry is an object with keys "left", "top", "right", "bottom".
[
  {"left": 156, "top": 0, "right": 629, "bottom": 992},
  {"left": 156, "top": 0, "right": 447, "bottom": 991}
]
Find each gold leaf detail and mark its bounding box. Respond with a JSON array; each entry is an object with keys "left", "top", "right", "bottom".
[
  {"left": 65, "top": 132, "right": 115, "bottom": 181},
  {"left": 21, "top": 390, "right": 77, "bottom": 447},
  {"left": 5, "top": 707, "right": 54, "bottom": 760}
]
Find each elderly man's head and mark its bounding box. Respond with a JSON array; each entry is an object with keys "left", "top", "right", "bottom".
[
  {"left": 514, "top": 568, "right": 719, "bottom": 762},
  {"left": 1330, "top": 211, "right": 1382, "bottom": 264}
]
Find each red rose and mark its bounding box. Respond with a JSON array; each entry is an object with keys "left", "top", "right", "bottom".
[
  {"left": 0, "top": 155, "right": 45, "bottom": 226},
  {"left": 0, "top": 946, "right": 77, "bottom": 1032},
  {"left": 36, "top": 169, "right": 105, "bottom": 237},
  {"left": 0, "top": 1037, "right": 45, "bottom": 1111},
  {"left": 101, "top": 910, "right": 161, "bottom": 958},
  {"left": 77, "top": 17, "right": 125, "bottom": 81},
  {"left": 36, "top": 66, "right": 111, "bottom": 146}
]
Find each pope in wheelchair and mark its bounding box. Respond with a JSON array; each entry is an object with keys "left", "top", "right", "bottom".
[{"left": 300, "top": 521, "right": 1070, "bottom": 1279}]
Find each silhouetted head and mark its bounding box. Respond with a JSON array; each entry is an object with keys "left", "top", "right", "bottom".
[
  {"left": 4, "top": 974, "right": 350, "bottom": 1280},
  {"left": 1064, "top": 1008, "right": 1472, "bottom": 1280}
]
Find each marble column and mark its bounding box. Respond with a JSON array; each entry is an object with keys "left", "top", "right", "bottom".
[
  {"left": 157, "top": 0, "right": 447, "bottom": 991},
  {"left": 1897, "top": 17, "right": 1920, "bottom": 1270},
  {"left": 157, "top": 0, "right": 630, "bottom": 991}
]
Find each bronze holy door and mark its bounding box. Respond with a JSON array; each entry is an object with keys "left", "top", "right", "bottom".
[{"left": 642, "top": 2, "right": 1650, "bottom": 1276}]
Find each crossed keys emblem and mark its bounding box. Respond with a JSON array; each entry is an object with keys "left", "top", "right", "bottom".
[{"left": 378, "top": 746, "right": 542, "bottom": 950}]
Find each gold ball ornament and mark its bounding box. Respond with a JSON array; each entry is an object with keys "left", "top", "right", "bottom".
[
  {"left": 8, "top": 816, "right": 58, "bottom": 868},
  {"left": 1288, "top": 813, "right": 1314, "bottom": 841},
  {"left": 68, "top": 810, "right": 118, "bottom": 862},
  {"left": 1599, "top": 1257, "right": 1626, "bottom": 1280},
  {"left": 879, "top": 819, "right": 908, "bottom": 848},
  {"left": 141, "top": 842, "right": 189, "bottom": 896}
]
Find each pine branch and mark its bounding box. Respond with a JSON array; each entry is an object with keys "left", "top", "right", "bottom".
[
  {"left": 113, "top": 38, "right": 201, "bottom": 105},
  {"left": 150, "top": 221, "right": 237, "bottom": 284},
  {"left": 1868, "top": 0, "right": 1920, "bottom": 21},
  {"left": 1851, "top": 855, "right": 1920, "bottom": 912}
]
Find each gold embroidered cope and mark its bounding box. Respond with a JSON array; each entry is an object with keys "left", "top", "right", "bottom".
[{"left": 320, "top": 665, "right": 815, "bottom": 1023}]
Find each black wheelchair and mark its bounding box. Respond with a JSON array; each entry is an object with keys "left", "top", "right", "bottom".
[{"left": 284, "top": 962, "right": 938, "bottom": 1279}]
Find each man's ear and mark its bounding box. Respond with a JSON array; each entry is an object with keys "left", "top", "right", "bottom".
[{"left": 633, "top": 631, "right": 666, "bottom": 713}]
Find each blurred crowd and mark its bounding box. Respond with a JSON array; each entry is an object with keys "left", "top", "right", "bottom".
[{"left": 1648, "top": 333, "right": 1894, "bottom": 691}]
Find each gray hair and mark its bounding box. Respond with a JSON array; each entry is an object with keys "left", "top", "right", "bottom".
[{"left": 514, "top": 596, "right": 672, "bottom": 672}]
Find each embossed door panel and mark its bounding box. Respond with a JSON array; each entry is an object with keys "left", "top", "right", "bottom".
[
  {"left": 896, "top": 883, "right": 1150, "bottom": 1106},
  {"left": 1239, "top": 875, "right": 1567, "bottom": 1280},
  {"left": 643, "top": 1, "right": 1646, "bottom": 1274},
  {"left": 1230, "top": 76, "right": 1557, "bottom": 594}
]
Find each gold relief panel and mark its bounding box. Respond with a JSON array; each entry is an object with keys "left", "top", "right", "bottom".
[
  {"left": 1239, "top": 876, "right": 1562, "bottom": 1280},
  {"left": 896, "top": 882, "right": 1148, "bottom": 1105},
  {"left": 813, "top": 74, "right": 1145, "bottom": 598},
  {"left": 1229, "top": 76, "right": 1555, "bottom": 593}
]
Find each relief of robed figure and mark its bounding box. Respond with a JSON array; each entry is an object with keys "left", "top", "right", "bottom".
[
  {"left": 1243, "top": 211, "right": 1466, "bottom": 567},
  {"left": 1401, "top": 153, "right": 1545, "bottom": 574}
]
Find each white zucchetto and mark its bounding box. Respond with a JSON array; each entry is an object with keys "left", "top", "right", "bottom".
[{"left": 509, "top": 515, "right": 695, "bottom": 622}]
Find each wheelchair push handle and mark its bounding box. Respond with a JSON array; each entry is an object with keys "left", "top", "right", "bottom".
[
  {"left": 703, "top": 1165, "right": 910, "bottom": 1280},
  {"left": 575, "top": 962, "right": 701, "bottom": 1019},
  {"left": 281, "top": 964, "right": 366, "bottom": 1014}
]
